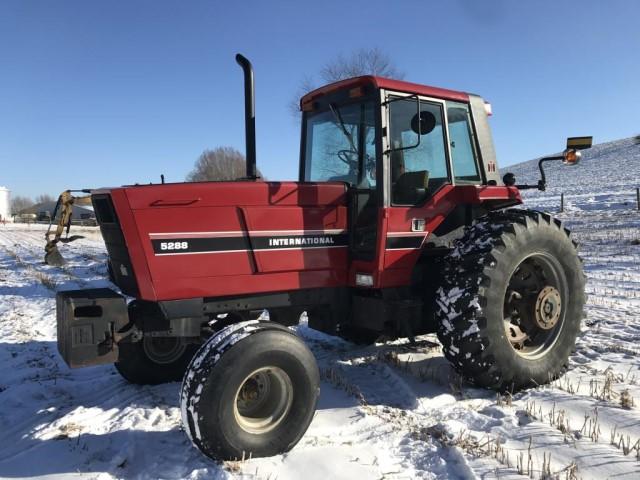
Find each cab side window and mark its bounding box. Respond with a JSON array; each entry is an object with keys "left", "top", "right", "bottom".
[
  {"left": 447, "top": 102, "right": 481, "bottom": 183},
  {"left": 388, "top": 98, "right": 449, "bottom": 205}
]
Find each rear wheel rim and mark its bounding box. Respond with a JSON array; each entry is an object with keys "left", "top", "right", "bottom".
[
  {"left": 503, "top": 253, "right": 567, "bottom": 359},
  {"left": 142, "top": 336, "right": 187, "bottom": 365},
  {"left": 234, "top": 366, "right": 293, "bottom": 435}
]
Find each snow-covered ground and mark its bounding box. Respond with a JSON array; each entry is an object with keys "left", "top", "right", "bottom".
[{"left": 0, "top": 137, "right": 638, "bottom": 479}]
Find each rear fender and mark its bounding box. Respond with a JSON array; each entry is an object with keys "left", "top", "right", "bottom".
[{"left": 378, "top": 185, "right": 521, "bottom": 288}]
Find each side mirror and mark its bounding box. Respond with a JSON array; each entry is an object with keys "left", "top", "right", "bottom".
[
  {"left": 516, "top": 135, "right": 593, "bottom": 191},
  {"left": 566, "top": 136, "right": 592, "bottom": 150}
]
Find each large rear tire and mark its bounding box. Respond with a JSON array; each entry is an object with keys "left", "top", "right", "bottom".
[
  {"left": 180, "top": 320, "right": 320, "bottom": 460},
  {"left": 435, "top": 210, "right": 585, "bottom": 391}
]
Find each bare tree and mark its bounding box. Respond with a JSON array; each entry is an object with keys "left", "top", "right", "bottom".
[
  {"left": 290, "top": 47, "right": 404, "bottom": 116},
  {"left": 320, "top": 48, "right": 404, "bottom": 83},
  {"left": 11, "top": 195, "right": 34, "bottom": 214},
  {"left": 35, "top": 194, "right": 55, "bottom": 204},
  {"left": 186, "top": 147, "right": 263, "bottom": 182}
]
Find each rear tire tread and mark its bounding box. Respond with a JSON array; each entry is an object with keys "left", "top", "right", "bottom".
[{"left": 435, "top": 209, "right": 585, "bottom": 391}]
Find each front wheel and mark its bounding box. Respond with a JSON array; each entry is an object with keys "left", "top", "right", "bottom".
[
  {"left": 115, "top": 336, "right": 198, "bottom": 385},
  {"left": 435, "top": 210, "right": 585, "bottom": 391},
  {"left": 180, "top": 320, "right": 319, "bottom": 460}
]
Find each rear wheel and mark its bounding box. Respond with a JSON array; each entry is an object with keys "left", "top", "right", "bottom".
[
  {"left": 503, "top": 254, "right": 566, "bottom": 358},
  {"left": 180, "top": 320, "right": 319, "bottom": 460},
  {"left": 115, "top": 336, "right": 198, "bottom": 385},
  {"left": 435, "top": 210, "right": 585, "bottom": 390}
]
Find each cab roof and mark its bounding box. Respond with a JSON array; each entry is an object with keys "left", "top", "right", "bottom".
[{"left": 300, "top": 75, "right": 470, "bottom": 109}]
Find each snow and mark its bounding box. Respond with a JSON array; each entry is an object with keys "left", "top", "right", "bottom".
[{"left": 0, "top": 137, "right": 639, "bottom": 479}]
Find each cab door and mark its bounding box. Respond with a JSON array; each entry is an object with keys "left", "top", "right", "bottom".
[
  {"left": 381, "top": 92, "right": 454, "bottom": 277},
  {"left": 299, "top": 95, "right": 382, "bottom": 274},
  {"left": 348, "top": 104, "right": 381, "bottom": 262}
]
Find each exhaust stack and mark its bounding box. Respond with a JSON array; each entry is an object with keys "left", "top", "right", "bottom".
[{"left": 235, "top": 54, "right": 258, "bottom": 180}]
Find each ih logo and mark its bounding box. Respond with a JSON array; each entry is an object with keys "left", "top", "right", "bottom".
[{"left": 487, "top": 161, "right": 497, "bottom": 173}]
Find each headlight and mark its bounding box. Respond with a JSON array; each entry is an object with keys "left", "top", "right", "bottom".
[{"left": 355, "top": 273, "right": 374, "bottom": 287}]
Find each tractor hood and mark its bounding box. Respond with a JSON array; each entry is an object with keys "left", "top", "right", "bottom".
[{"left": 92, "top": 181, "right": 349, "bottom": 301}]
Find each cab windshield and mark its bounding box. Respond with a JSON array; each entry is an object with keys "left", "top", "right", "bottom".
[{"left": 303, "top": 100, "right": 377, "bottom": 187}]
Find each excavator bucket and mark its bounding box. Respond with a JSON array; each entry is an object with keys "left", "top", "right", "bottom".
[{"left": 44, "top": 191, "right": 84, "bottom": 266}]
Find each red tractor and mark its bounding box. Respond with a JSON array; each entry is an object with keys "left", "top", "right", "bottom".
[{"left": 56, "top": 54, "right": 591, "bottom": 460}]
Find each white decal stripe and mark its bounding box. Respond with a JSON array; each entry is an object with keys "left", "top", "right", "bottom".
[
  {"left": 254, "top": 245, "right": 348, "bottom": 252},
  {"left": 154, "top": 245, "right": 348, "bottom": 256},
  {"left": 386, "top": 232, "right": 429, "bottom": 237},
  {"left": 155, "top": 249, "right": 249, "bottom": 256},
  {"left": 386, "top": 236, "right": 427, "bottom": 250},
  {"left": 149, "top": 229, "right": 346, "bottom": 238},
  {"left": 249, "top": 229, "right": 346, "bottom": 236},
  {"left": 150, "top": 232, "right": 243, "bottom": 239}
]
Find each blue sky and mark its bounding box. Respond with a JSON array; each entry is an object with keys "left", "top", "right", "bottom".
[{"left": 1, "top": 0, "right": 638, "bottom": 198}]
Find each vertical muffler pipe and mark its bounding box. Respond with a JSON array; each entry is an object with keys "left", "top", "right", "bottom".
[{"left": 235, "top": 54, "right": 257, "bottom": 179}]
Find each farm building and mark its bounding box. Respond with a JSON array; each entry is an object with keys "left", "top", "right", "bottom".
[{"left": 17, "top": 200, "right": 96, "bottom": 225}]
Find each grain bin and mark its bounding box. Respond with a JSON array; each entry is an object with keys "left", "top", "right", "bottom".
[{"left": 0, "top": 186, "right": 10, "bottom": 222}]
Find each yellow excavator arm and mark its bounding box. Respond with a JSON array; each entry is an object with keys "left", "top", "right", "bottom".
[{"left": 44, "top": 190, "right": 85, "bottom": 266}]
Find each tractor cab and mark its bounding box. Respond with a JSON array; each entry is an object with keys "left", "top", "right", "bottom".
[{"left": 299, "top": 77, "right": 515, "bottom": 288}]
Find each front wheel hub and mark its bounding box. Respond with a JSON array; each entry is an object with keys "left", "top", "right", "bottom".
[
  {"left": 534, "top": 286, "right": 562, "bottom": 330},
  {"left": 234, "top": 366, "right": 294, "bottom": 435}
]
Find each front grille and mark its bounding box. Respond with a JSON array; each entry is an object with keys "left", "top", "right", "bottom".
[{"left": 92, "top": 194, "right": 139, "bottom": 297}]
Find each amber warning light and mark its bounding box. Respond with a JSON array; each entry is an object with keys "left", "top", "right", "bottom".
[
  {"left": 563, "top": 149, "right": 581, "bottom": 166},
  {"left": 562, "top": 136, "right": 592, "bottom": 166}
]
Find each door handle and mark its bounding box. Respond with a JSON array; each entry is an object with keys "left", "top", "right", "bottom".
[{"left": 150, "top": 198, "right": 200, "bottom": 207}]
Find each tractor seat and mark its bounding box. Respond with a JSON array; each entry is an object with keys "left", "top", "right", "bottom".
[{"left": 393, "top": 170, "right": 429, "bottom": 204}]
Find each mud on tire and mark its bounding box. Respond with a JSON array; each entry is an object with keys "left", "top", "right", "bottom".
[
  {"left": 180, "top": 320, "right": 319, "bottom": 460},
  {"left": 435, "top": 209, "right": 585, "bottom": 391}
]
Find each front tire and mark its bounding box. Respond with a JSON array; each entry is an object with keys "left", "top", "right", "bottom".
[
  {"left": 180, "top": 320, "right": 319, "bottom": 460},
  {"left": 435, "top": 210, "right": 585, "bottom": 391},
  {"left": 115, "top": 336, "right": 198, "bottom": 385}
]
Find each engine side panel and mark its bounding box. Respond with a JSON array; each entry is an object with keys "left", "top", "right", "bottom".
[
  {"left": 108, "top": 181, "right": 349, "bottom": 301},
  {"left": 241, "top": 205, "right": 348, "bottom": 273}
]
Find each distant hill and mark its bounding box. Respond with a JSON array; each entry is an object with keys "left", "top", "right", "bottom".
[{"left": 501, "top": 136, "right": 640, "bottom": 212}]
